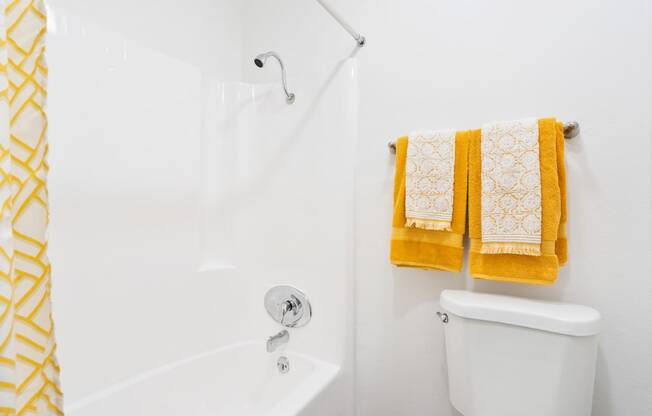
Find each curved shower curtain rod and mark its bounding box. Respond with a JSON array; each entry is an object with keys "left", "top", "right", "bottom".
[{"left": 315, "top": 0, "right": 366, "bottom": 47}]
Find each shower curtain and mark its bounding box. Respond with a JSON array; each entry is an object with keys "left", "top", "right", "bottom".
[{"left": 0, "top": 0, "right": 63, "bottom": 414}]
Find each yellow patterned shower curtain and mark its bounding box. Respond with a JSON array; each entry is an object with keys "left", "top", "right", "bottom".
[{"left": 0, "top": 0, "right": 63, "bottom": 414}]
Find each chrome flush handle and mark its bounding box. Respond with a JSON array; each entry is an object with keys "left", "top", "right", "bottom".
[{"left": 437, "top": 311, "right": 449, "bottom": 324}]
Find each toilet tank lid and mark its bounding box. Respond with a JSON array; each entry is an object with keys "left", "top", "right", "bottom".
[{"left": 440, "top": 290, "right": 601, "bottom": 336}]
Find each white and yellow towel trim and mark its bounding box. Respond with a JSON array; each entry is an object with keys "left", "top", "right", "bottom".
[
  {"left": 0, "top": 0, "right": 63, "bottom": 414},
  {"left": 480, "top": 118, "right": 542, "bottom": 256},
  {"left": 405, "top": 130, "right": 457, "bottom": 231}
]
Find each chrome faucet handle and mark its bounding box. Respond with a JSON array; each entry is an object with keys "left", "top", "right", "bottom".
[
  {"left": 265, "top": 286, "right": 312, "bottom": 328},
  {"left": 280, "top": 295, "right": 301, "bottom": 326},
  {"left": 280, "top": 300, "right": 292, "bottom": 326}
]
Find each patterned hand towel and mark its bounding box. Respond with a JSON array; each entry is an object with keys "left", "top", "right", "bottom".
[
  {"left": 479, "top": 118, "right": 542, "bottom": 255},
  {"left": 405, "top": 130, "right": 457, "bottom": 231},
  {"left": 469, "top": 118, "right": 567, "bottom": 285},
  {"left": 390, "top": 132, "right": 469, "bottom": 272}
]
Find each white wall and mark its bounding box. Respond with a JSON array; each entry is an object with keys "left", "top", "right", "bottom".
[{"left": 354, "top": 1, "right": 652, "bottom": 415}]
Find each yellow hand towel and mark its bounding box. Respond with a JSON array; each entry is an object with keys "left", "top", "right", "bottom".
[
  {"left": 390, "top": 132, "right": 469, "bottom": 272},
  {"left": 469, "top": 118, "right": 567, "bottom": 285}
]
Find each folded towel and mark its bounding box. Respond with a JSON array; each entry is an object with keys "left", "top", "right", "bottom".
[
  {"left": 405, "top": 130, "right": 457, "bottom": 231},
  {"left": 469, "top": 118, "right": 567, "bottom": 285},
  {"left": 390, "top": 132, "right": 469, "bottom": 272},
  {"left": 480, "top": 118, "right": 542, "bottom": 255}
]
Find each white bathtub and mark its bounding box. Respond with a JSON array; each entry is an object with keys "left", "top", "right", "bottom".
[{"left": 66, "top": 342, "right": 341, "bottom": 416}]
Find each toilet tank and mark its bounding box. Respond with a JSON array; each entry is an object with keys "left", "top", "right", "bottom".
[{"left": 440, "top": 290, "right": 601, "bottom": 416}]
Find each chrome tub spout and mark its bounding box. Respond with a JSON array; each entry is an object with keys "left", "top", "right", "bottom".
[{"left": 266, "top": 330, "right": 289, "bottom": 353}]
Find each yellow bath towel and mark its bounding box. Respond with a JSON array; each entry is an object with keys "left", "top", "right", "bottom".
[
  {"left": 390, "top": 132, "right": 469, "bottom": 272},
  {"left": 469, "top": 118, "right": 567, "bottom": 284},
  {"left": 556, "top": 124, "right": 568, "bottom": 266}
]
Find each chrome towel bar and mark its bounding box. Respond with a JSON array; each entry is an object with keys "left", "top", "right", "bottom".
[{"left": 387, "top": 121, "right": 580, "bottom": 154}]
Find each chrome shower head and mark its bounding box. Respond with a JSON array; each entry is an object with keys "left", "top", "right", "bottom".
[
  {"left": 254, "top": 54, "right": 265, "bottom": 68},
  {"left": 253, "top": 51, "right": 295, "bottom": 104}
]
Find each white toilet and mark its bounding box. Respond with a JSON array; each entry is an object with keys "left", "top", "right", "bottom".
[{"left": 440, "top": 290, "right": 601, "bottom": 416}]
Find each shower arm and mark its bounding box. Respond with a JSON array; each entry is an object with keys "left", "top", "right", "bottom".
[
  {"left": 255, "top": 51, "right": 295, "bottom": 104},
  {"left": 273, "top": 53, "right": 293, "bottom": 101},
  {"left": 315, "top": 0, "right": 366, "bottom": 47}
]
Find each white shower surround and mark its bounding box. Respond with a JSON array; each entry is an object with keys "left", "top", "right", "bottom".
[{"left": 47, "top": 0, "right": 356, "bottom": 414}]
